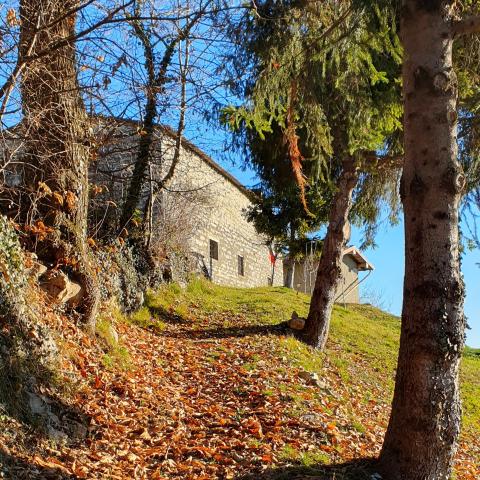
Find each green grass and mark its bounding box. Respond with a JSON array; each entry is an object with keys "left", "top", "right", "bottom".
[
  {"left": 460, "top": 353, "right": 480, "bottom": 432},
  {"left": 145, "top": 277, "right": 480, "bottom": 438},
  {"left": 129, "top": 305, "right": 166, "bottom": 332},
  {"left": 278, "top": 444, "right": 330, "bottom": 466},
  {"left": 145, "top": 276, "right": 309, "bottom": 325},
  {"left": 95, "top": 301, "right": 131, "bottom": 370}
]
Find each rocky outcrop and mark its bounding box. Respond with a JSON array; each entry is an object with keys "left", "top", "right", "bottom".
[{"left": 40, "top": 271, "right": 83, "bottom": 306}]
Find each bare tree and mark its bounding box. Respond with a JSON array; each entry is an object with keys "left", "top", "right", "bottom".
[
  {"left": 118, "top": 0, "right": 213, "bottom": 233},
  {"left": 143, "top": 33, "right": 190, "bottom": 249}
]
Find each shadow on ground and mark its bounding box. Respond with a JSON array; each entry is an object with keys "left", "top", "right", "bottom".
[
  {"left": 0, "top": 331, "right": 93, "bottom": 464},
  {"left": 236, "top": 459, "right": 377, "bottom": 480},
  {"left": 161, "top": 321, "right": 291, "bottom": 340},
  {"left": 148, "top": 305, "right": 194, "bottom": 325},
  {"left": 0, "top": 449, "right": 78, "bottom": 479}
]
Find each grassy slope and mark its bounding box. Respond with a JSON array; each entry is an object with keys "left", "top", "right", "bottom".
[
  {"left": 146, "top": 279, "right": 480, "bottom": 439},
  {"left": 2, "top": 278, "right": 476, "bottom": 479}
]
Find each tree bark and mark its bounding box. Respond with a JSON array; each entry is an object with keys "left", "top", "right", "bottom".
[
  {"left": 118, "top": 91, "right": 158, "bottom": 233},
  {"left": 302, "top": 158, "right": 358, "bottom": 349},
  {"left": 379, "top": 2, "right": 465, "bottom": 479},
  {"left": 19, "top": 0, "right": 99, "bottom": 332}
]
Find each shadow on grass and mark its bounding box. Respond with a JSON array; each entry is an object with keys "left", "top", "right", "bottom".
[
  {"left": 162, "top": 321, "right": 291, "bottom": 340},
  {"left": 236, "top": 458, "right": 376, "bottom": 480},
  {"left": 147, "top": 305, "right": 194, "bottom": 325},
  {"left": 0, "top": 449, "right": 78, "bottom": 479}
]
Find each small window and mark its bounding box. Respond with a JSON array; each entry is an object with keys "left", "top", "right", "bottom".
[
  {"left": 209, "top": 239, "right": 219, "bottom": 260},
  {"left": 237, "top": 255, "right": 244, "bottom": 276}
]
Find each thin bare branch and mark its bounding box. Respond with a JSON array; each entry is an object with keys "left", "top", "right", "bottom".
[{"left": 453, "top": 15, "right": 480, "bottom": 37}]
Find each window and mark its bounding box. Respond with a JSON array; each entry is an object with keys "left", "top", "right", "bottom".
[
  {"left": 237, "top": 255, "right": 244, "bottom": 276},
  {"left": 209, "top": 239, "right": 218, "bottom": 260}
]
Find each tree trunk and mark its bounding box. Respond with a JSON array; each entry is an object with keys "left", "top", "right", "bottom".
[
  {"left": 118, "top": 94, "right": 157, "bottom": 233},
  {"left": 118, "top": 37, "right": 177, "bottom": 233},
  {"left": 379, "top": 2, "right": 465, "bottom": 479},
  {"left": 302, "top": 158, "right": 358, "bottom": 349},
  {"left": 19, "top": 0, "right": 99, "bottom": 331}
]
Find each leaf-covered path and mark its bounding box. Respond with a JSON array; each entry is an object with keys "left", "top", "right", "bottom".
[{"left": 1, "top": 285, "right": 479, "bottom": 479}]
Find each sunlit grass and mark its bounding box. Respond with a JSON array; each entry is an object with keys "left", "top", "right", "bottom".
[{"left": 145, "top": 276, "right": 479, "bottom": 437}]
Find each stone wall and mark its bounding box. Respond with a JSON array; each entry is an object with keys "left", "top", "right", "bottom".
[
  {"left": 90, "top": 118, "right": 283, "bottom": 288},
  {"left": 158, "top": 130, "right": 283, "bottom": 288}
]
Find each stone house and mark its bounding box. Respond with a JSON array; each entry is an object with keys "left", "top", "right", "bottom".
[
  {"left": 2, "top": 116, "right": 372, "bottom": 299},
  {"left": 284, "top": 246, "right": 374, "bottom": 303},
  {"left": 90, "top": 117, "right": 283, "bottom": 288}
]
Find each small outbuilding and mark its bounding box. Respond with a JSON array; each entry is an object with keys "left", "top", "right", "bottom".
[{"left": 284, "top": 246, "right": 374, "bottom": 304}]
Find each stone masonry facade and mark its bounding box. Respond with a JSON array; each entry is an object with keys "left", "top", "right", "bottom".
[
  {"left": 90, "top": 117, "right": 283, "bottom": 288},
  {"left": 2, "top": 117, "right": 369, "bottom": 298}
]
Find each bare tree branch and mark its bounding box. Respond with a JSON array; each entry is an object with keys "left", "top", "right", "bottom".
[
  {"left": 22, "top": 0, "right": 136, "bottom": 64},
  {"left": 161, "top": 37, "right": 190, "bottom": 187},
  {"left": 453, "top": 16, "right": 480, "bottom": 37},
  {"left": 0, "top": 11, "right": 42, "bottom": 111}
]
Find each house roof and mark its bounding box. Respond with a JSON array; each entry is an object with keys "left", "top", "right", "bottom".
[
  {"left": 343, "top": 246, "right": 374, "bottom": 271},
  {"left": 284, "top": 244, "right": 374, "bottom": 271},
  {"left": 93, "top": 115, "right": 255, "bottom": 200}
]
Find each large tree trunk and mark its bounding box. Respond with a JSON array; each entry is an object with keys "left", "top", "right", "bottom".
[
  {"left": 19, "top": 0, "right": 99, "bottom": 332},
  {"left": 302, "top": 158, "right": 358, "bottom": 349},
  {"left": 379, "top": 2, "right": 465, "bottom": 479}
]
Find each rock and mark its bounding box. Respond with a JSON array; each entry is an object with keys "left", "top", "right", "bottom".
[
  {"left": 289, "top": 317, "right": 305, "bottom": 330},
  {"left": 68, "top": 284, "right": 85, "bottom": 307},
  {"left": 28, "top": 392, "right": 48, "bottom": 416},
  {"left": 301, "top": 413, "right": 322, "bottom": 424},
  {"left": 298, "top": 370, "right": 327, "bottom": 388},
  {"left": 70, "top": 421, "right": 88, "bottom": 440},
  {"left": 27, "top": 261, "right": 48, "bottom": 280},
  {"left": 47, "top": 425, "right": 68, "bottom": 445},
  {"left": 40, "top": 271, "right": 82, "bottom": 305},
  {"left": 288, "top": 310, "right": 306, "bottom": 330},
  {"left": 24, "top": 252, "right": 48, "bottom": 279}
]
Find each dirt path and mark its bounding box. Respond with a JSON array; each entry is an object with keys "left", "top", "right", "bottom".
[{"left": 1, "top": 306, "right": 478, "bottom": 479}]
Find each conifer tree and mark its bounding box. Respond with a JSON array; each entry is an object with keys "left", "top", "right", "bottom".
[{"left": 225, "top": 0, "right": 403, "bottom": 349}]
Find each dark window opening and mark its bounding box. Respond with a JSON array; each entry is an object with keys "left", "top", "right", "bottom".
[
  {"left": 238, "top": 255, "right": 244, "bottom": 276},
  {"left": 210, "top": 239, "right": 219, "bottom": 260}
]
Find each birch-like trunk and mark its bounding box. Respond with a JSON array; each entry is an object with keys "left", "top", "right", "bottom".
[
  {"left": 379, "top": 1, "right": 465, "bottom": 478},
  {"left": 302, "top": 158, "right": 358, "bottom": 349}
]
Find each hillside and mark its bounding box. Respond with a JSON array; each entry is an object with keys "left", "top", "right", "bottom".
[{"left": 0, "top": 279, "right": 478, "bottom": 479}]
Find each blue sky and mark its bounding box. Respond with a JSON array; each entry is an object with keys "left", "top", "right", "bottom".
[{"left": 210, "top": 155, "right": 480, "bottom": 349}]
